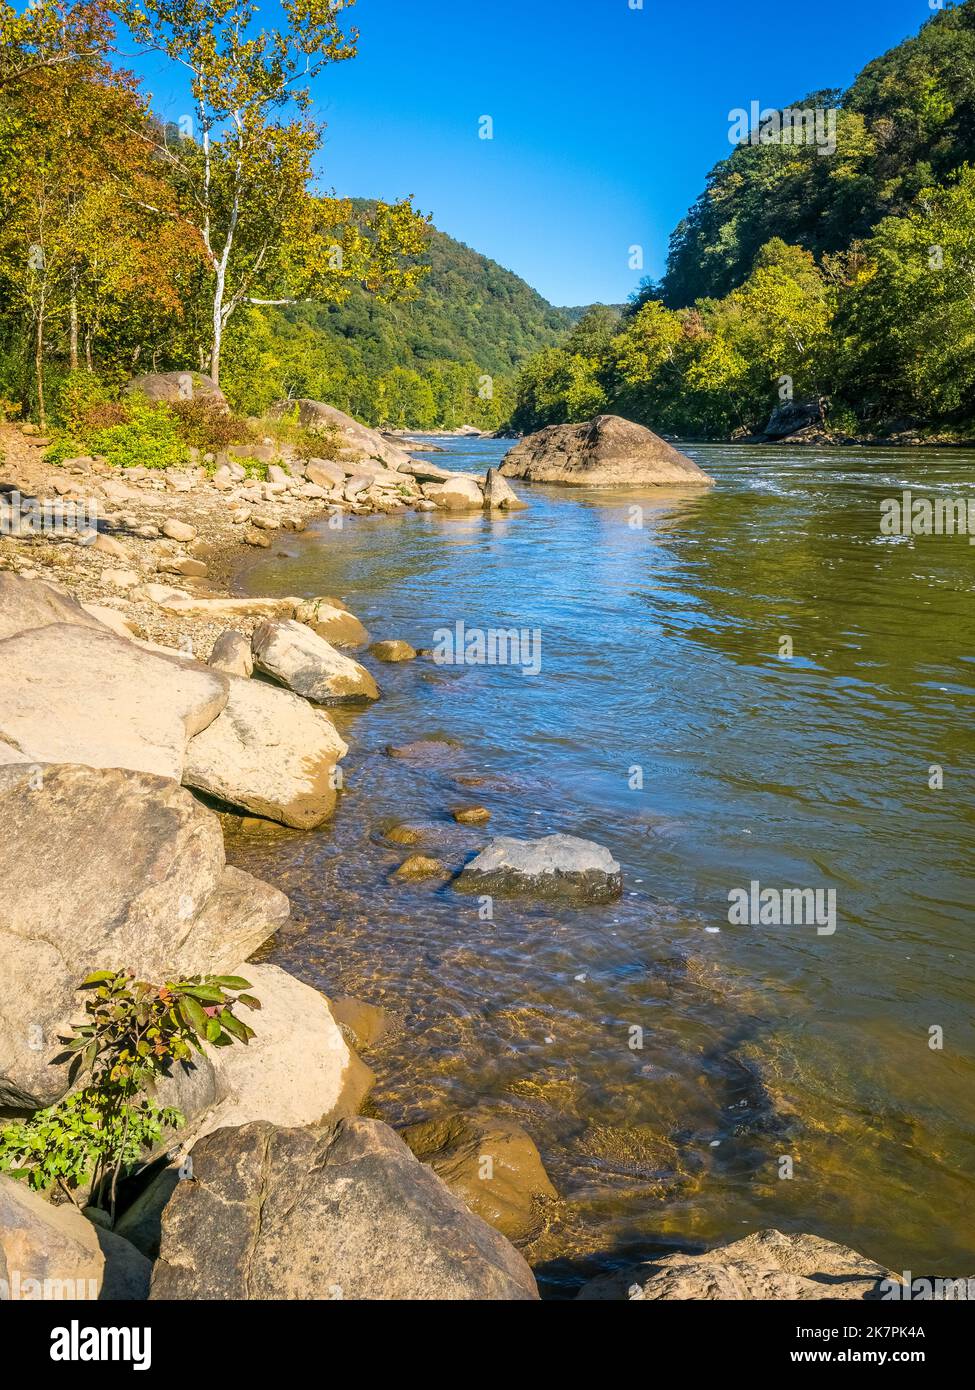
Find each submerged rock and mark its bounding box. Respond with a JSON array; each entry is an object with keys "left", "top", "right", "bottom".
[
  {"left": 252, "top": 618, "right": 380, "bottom": 703},
  {"left": 452, "top": 805, "right": 491, "bottom": 825},
  {"left": 401, "top": 1111, "right": 557, "bottom": 1243},
  {"left": 454, "top": 833, "right": 622, "bottom": 903},
  {"left": 329, "top": 995, "right": 390, "bottom": 1051},
  {"left": 149, "top": 1118, "right": 539, "bottom": 1300},
  {"left": 183, "top": 674, "right": 347, "bottom": 829},
  {"left": 500, "top": 414, "right": 712, "bottom": 488},
  {"left": 576, "top": 1229, "right": 895, "bottom": 1301},
  {"left": 384, "top": 737, "right": 461, "bottom": 765},
  {"left": 370, "top": 639, "right": 417, "bottom": 662},
  {"left": 393, "top": 853, "right": 447, "bottom": 881},
  {"left": 0, "top": 763, "right": 288, "bottom": 1109}
]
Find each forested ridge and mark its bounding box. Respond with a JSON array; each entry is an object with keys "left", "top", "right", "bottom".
[{"left": 512, "top": 1, "right": 975, "bottom": 441}]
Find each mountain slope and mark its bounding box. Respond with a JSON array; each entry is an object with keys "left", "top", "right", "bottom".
[{"left": 659, "top": 0, "right": 975, "bottom": 307}]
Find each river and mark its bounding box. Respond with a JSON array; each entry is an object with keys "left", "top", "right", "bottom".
[{"left": 227, "top": 436, "right": 975, "bottom": 1295}]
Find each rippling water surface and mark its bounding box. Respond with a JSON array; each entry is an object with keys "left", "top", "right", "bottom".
[{"left": 228, "top": 438, "right": 975, "bottom": 1294}]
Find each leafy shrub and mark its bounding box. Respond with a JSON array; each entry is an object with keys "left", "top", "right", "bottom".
[
  {"left": 0, "top": 969, "right": 260, "bottom": 1218},
  {"left": 52, "top": 372, "right": 121, "bottom": 436},
  {"left": 84, "top": 395, "right": 188, "bottom": 470},
  {"left": 170, "top": 397, "right": 252, "bottom": 453}
]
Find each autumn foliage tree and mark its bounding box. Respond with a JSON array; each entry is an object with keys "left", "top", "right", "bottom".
[{"left": 115, "top": 0, "right": 428, "bottom": 384}]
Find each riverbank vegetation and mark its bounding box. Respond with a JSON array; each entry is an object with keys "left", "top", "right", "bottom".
[{"left": 511, "top": 1, "right": 975, "bottom": 441}]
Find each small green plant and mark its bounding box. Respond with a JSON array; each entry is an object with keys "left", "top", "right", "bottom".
[{"left": 0, "top": 969, "right": 260, "bottom": 1218}]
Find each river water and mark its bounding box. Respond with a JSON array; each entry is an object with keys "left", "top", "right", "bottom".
[{"left": 228, "top": 437, "right": 975, "bottom": 1295}]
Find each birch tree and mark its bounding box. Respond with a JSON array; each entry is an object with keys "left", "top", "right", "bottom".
[{"left": 117, "top": 0, "right": 427, "bottom": 384}]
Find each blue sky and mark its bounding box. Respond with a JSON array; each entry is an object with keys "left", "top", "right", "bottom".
[{"left": 128, "top": 0, "right": 937, "bottom": 307}]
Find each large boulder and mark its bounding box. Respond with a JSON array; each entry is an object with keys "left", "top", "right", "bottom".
[
  {"left": 124, "top": 370, "right": 229, "bottom": 414},
  {"left": 500, "top": 414, "right": 712, "bottom": 487},
  {"left": 483, "top": 467, "right": 529, "bottom": 511},
  {"left": 0, "top": 1175, "right": 150, "bottom": 1301},
  {"left": 184, "top": 674, "right": 348, "bottom": 829},
  {"left": 0, "top": 574, "right": 110, "bottom": 642},
  {"left": 273, "top": 399, "right": 413, "bottom": 471},
  {"left": 396, "top": 458, "right": 466, "bottom": 484},
  {"left": 401, "top": 1112, "right": 557, "bottom": 1243},
  {"left": 763, "top": 397, "right": 828, "bottom": 440},
  {"left": 252, "top": 619, "right": 379, "bottom": 703},
  {"left": 208, "top": 629, "right": 253, "bottom": 678},
  {"left": 425, "top": 475, "right": 485, "bottom": 511},
  {"left": 454, "top": 833, "right": 622, "bottom": 903},
  {"left": 293, "top": 597, "right": 368, "bottom": 648},
  {"left": 577, "top": 1229, "right": 895, "bottom": 1301},
  {"left": 150, "top": 1118, "right": 539, "bottom": 1300},
  {"left": 0, "top": 764, "right": 289, "bottom": 1109},
  {"left": 305, "top": 458, "right": 349, "bottom": 489},
  {"left": 190, "top": 964, "right": 372, "bottom": 1142},
  {"left": 0, "top": 624, "right": 228, "bottom": 781}
]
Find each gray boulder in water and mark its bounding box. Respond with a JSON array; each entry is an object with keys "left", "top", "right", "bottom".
[
  {"left": 454, "top": 833, "right": 622, "bottom": 903},
  {"left": 499, "top": 414, "right": 712, "bottom": 488}
]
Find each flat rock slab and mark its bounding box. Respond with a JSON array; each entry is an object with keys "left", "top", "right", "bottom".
[
  {"left": 184, "top": 674, "right": 348, "bottom": 829},
  {"left": 252, "top": 619, "right": 380, "bottom": 703},
  {"left": 150, "top": 1118, "right": 539, "bottom": 1301},
  {"left": 145, "top": 587, "right": 300, "bottom": 622},
  {"left": 0, "top": 573, "right": 110, "bottom": 642},
  {"left": 500, "top": 414, "right": 713, "bottom": 488},
  {"left": 576, "top": 1229, "right": 895, "bottom": 1301},
  {"left": 0, "top": 764, "right": 288, "bottom": 1108},
  {"left": 0, "top": 623, "right": 228, "bottom": 780},
  {"left": 454, "top": 833, "right": 622, "bottom": 903}
]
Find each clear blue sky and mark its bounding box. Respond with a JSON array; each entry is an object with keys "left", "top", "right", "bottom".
[{"left": 129, "top": 0, "right": 936, "bottom": 307}]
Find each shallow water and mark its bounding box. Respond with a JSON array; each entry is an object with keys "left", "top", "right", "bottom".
[{"left": 228, "top": 437, "right": 975, "bottom": 1295}]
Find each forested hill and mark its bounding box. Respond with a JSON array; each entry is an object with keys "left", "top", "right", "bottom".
[
  {"left": 239, "top": 214, "right": 572, "bottom": 430},
  {"left": 660, "top": 0, "right": 975, "bottom": 307},
  {"left": 510, "top": 1, "right": 975, "bottom": 442}
]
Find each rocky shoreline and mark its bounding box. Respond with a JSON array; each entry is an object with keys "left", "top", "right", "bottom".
[{"left": 0, "top": 403, "right": 904, "bottom": 1302}]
